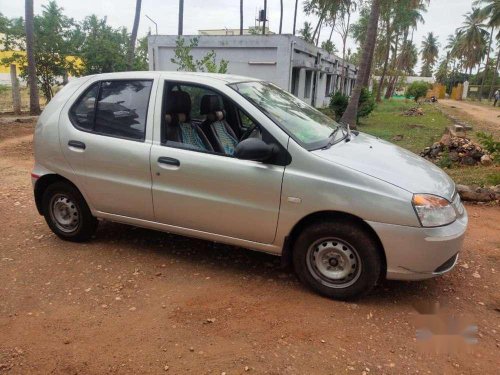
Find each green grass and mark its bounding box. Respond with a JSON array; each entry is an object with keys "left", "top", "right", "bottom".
[
  {"left": 323, "top": 98, "right": 500, "bottom": 187},
  {"left": 357, "top": 99, "right": 451, "bottom": 153}
]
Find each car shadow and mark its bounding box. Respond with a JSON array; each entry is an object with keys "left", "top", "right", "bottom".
[{"left": 91, "top": 221, "right": 445, "bottom": 305}]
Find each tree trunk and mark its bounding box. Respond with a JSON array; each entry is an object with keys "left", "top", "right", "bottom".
[
  {"left": 178, "top": 0, "right": 184, "bottom": 35},
  {"left": 339, "top": 11, "right": 352, "bottom": 94},
  {"left": 315, "top": 18, "right": 323, "bottom": 46},
  {"left": 362, "top": 35, "right": 376, "bottom": 87},
  {"left": 488, "top": 48, "right": 500, "bottom": 101},
  {"left": 312, "top": 14, "right": 324, "bottom": 43},
  {"left": 127, "top": 0, "right": 142, "bottom": 70},
  {"left": 10, "top": 64, "right": 21, "bottom": 115},
  {"left": 25, "top": 0, "right": 40, "bottom": 115},
  {"left": 279, "top": 0, "right": 283, "bottom": 34},
  {"left": 293, "top": 0, "right": 298, "bottom": 35},
  {"left": 240, "top": 0, "right": 243, "bottom": 35},
  {"left": 341, "top": 0, "right": 381, "bottom": 128},
  {"left": 262, "top": 0, "right": 267, "bottom": 35},
  {"left": 376, "top": 21, "right": 391, "bottom": 102},
  {"left": 479, "top": 27, "right": 494, "bottom": 101},
  {"left": 384, "top": 34, "right": 400, "bottom": 99}
]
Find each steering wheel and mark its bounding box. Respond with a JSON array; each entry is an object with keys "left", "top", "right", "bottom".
[{"left": 239, "top": 123, "right": 257, "bottom": 142}]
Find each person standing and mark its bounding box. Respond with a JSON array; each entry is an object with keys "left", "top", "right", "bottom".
[{"left": 494, "top": 89, "right": 500, "bottom": 107}]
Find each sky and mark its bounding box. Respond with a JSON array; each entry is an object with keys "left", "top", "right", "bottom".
[{"left": 1, "top": 0, "right": 479, "bottom": 72}]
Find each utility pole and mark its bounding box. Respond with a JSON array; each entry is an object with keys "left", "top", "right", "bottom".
[
  {"left": 262, "top": 0, "right": 267, "bottom": 35},
  {"left": 178, "top": 0, "right": 184, "bottom": 35}
]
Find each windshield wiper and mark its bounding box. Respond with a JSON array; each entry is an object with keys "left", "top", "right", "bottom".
[{"left": 323, "top": 125, "right": 344, "bottom": 149}]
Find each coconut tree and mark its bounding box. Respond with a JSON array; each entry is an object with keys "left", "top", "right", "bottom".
[
  {"left": 127, "top": 0, "right": 142, "bottom": 70},
  {"left": 25, "top": 0, "right": 41, "bottom": 114},
  {"left": 341, "top": 0, "right": 381, "bottom": 128},
  {"left": 474, "top": 0, "right": 500, "bottom": 99},
  {"left": 420, "top": 32, "right": 440, "bottom": 76},
  {"left": 457, "top": 8, "right": 489, "bottom": 76}
]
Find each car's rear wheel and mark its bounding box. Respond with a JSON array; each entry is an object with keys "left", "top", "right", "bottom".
[
  {"left": 293, "top": 220, "right": 382, "bottom": 300},
  {"left": 42, "top": 181, "right": 97, "bottom": 242}
]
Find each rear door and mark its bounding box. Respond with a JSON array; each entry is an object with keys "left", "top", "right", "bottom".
[{"left": 59, "top": 76, "right": 158, "bottom": 221}]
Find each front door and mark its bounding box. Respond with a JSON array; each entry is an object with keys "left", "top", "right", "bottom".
[{"left": 149, "top": 81, "right": 285, "bottom": 244}]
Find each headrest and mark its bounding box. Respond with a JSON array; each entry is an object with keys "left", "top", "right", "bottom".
[
  {"left": 165, "top": 90, "right": 191, "bottom": 116},
  {"left": 165, "top": 113, "right": 187, "bottom": 124},
  {"left": 207, "top": 111, "right": 224, "bottom": 122},
  {"left": 200, "top": 94, "right": 222, "bottom": 115}
]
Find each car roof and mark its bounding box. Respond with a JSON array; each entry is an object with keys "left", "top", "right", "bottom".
[{"left": 82, "top": 71, "right": 261, "bottom": 85}]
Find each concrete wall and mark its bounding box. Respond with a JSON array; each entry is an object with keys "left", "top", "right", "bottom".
[{"left": 148, "top": 35, "right": 358, "bottom": 108}]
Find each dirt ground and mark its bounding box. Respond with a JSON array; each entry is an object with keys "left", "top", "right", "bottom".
[
  {"left": 0, "top": 119, "right": 499, "bottom": 375},
  {"left": 439, "top": 99, "right": 500, "bottom": 137}
]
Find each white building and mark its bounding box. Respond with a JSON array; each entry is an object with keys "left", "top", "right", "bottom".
[{"left": 148, "top": 34, "right": 358, "bottom": 108}]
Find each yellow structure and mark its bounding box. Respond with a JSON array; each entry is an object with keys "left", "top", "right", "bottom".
[
  {"left": 426, "top": 83, "right": 446, "bottom": 100},
  {"left": 450, "top": 83, "right": 463, "bottom": 101}
]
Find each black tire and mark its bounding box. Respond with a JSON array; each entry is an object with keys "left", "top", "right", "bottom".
[
  {"left": 42, "top": 181, "right": 98, "bottom": 242},
  {"left": 292, "top": 220, "right": 382, "bottom": 300}
]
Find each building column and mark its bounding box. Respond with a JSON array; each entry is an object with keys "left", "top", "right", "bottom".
[{"left": 298, "top": 68, "right": 306, "bottom": 100}]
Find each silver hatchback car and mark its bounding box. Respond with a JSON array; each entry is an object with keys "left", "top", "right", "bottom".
[{"left": 32, "top": 72, "right": 467, "bottom": 299}]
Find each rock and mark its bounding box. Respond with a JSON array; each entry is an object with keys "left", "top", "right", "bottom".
[
  {"left": 392, "top": 134, "right": 404, "bottom": 142},
  {"left": 480, "top": 154, "right": 493, "bottom": 166},
  {"left": 461, "top": 156, "right": 476, "bottom": 166},
  {"left": 440, "top": 134, "right": 451, "bottom": 146},
  {"left": 458, "top": 185, "right": 496, "bottom": 202},
  {"left": 204, "top": 318, "right": 216, "bottom": 324},
  {"left": 472, "top": 272, "right": 481, "bottom": 279},
  {"left": 164, "top": 365, "right": 169, "bottom": 371},
  {"left": 449, "top": 151, "right": 459, "bottom": 162}
]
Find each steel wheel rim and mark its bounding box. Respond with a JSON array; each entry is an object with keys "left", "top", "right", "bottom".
[
  {"left": 49, "top": 194, "right": 80, "bottom": 233},
  {"left": 306, "top": 237, "right": 362, "bottom": 288}
]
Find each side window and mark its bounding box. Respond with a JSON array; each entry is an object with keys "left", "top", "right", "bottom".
[
  {"left": 70, "top": 83, "right": 98, "bottom": 130},
  {"left": 238, "top": 110, "right": 256, "bottom": 131},
  {"left": 94, "top": 80, "right": 153, "bottom": 141},
  {"left": 173, "top": 85, "right": 224, "bottom": 121}
]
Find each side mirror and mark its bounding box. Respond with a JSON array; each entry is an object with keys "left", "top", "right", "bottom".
[{"left": 234, "top": 138, "right": 275, "bottom": 162}]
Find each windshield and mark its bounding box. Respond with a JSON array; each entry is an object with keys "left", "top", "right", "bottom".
[{"left": 229, "top": 81, "right": 340, "bottom": 149}]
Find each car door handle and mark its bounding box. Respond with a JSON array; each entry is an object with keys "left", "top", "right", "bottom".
[
  {"left": 158, "top": 157, "right": 180, "bottom": 167},
  {"left": 68, "top": 140, "right": 86, "bottom": 150}
]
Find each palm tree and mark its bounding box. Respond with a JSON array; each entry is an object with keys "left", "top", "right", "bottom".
[
  {"left": 420, "top": 32, "right": 440, "bottom": 76},
  {"left": 279, "top": 0, "right": 283, "bottom": 34},
  {"left": 293, "top": 0, "right": 299, "bottom": 35},
  {"left": 240, "top": 0, "right": 243, "bottom": 35},
  {"left": 341, "top": 0, "right": 381, "bottom": 128},
  {"left": 127, "top": 0, "right": 142, "bottom": 70},
  {"left": 178, "top": 0, "right": 184, "bottom": 35},
  {"left": 457, "top": 8, "right": 488, "bottom": 75},
  {"left": 474, "top": 0, "right": 500, "bottom": 99},
  {"left": 25, "top": 0, "right": 40, "bottom": 114}
]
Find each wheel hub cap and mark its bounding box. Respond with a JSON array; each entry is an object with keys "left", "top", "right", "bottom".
[
  {"left": 50, "top": 195, "right": 79, "bottom": 233},
  {"left": 306, "top": 238, "right": 361, "bottom": 288}
]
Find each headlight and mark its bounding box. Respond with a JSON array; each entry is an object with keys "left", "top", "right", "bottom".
[{"left": 412, "top": 194, "right": 457, "bottom": 227}]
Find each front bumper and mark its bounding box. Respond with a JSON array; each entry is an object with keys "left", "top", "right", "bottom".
[{"left": 368, "top": 210, "right": 468, "bottom": 281}]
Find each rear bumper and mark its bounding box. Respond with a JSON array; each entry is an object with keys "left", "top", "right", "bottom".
[{"left": 368, "top": 210, "right": 468, "bottom": 281}]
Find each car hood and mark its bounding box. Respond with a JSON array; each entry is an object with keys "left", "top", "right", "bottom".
[{"left": 312, "top": 132, "right": 456, "bottom": 200}]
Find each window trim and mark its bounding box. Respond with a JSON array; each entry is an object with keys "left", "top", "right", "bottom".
[
  {"left": 160, "top": 80, "right": 291, "bottom": 166},
  {"left": 69, "top": 78, "right": 154, "bottom": 143}
]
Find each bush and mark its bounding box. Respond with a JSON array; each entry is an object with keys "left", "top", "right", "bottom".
[
  {"left": 357, "top": 88, "right": 376, "bottom": 119},
  {"left": 476, "top": 131, "right": 500, "bottom": 163},
  {"left": 329, "top": 88, "right": 376, "bottom": 122},
  {"left": 405, "top": 81, "right": 430, "bottom": 102},
  {"left": 329, "top": 92, "right": 349, "bottom": 120}
]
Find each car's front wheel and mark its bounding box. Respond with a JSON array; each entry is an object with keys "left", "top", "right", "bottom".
[
  {"left": 42, "top": 181, "right": 98, "bottom": 242},
  {"left": 293, "top": 220, "right": 382, "bottom": 300}
]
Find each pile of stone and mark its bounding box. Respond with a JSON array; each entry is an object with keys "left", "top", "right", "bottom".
[
  {"left": 421, "top": 134, "right": 493, "bottom": 166},
  {"left": 403, "top": 107, "right": 424, "bottom": 116}
]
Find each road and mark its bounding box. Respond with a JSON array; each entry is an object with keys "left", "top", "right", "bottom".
[
  {"left": 0, "top": 119, "right": 499, "bottom": 374},
  {"left": 439, "top": 99, "right": 500, "bottom": 136}
]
